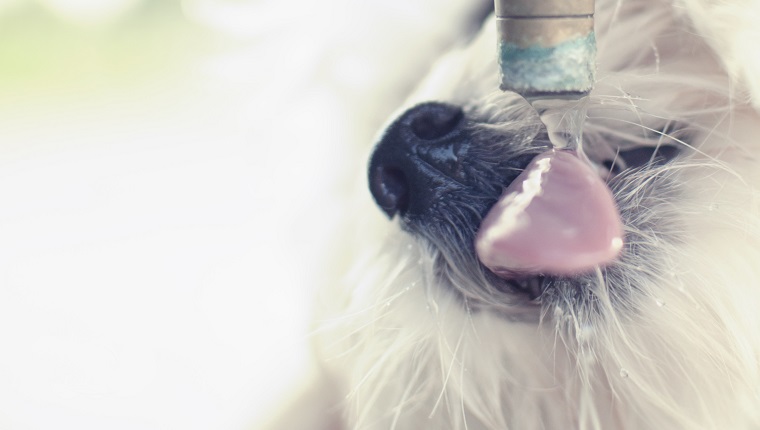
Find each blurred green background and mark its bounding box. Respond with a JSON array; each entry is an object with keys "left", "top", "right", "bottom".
[
  {"left": 0, "top": 1, "right": 471, "bottom": 428},
  {"left": 0, "top": 2, "right": 342, "bottom": 429},
  {"left": 1, "top": 1, "right": 211, "bottom": 94}
]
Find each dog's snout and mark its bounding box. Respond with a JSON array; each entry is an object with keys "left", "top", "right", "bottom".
[{"left": 369, "top": 102, "right": 467, "bottom": 219}]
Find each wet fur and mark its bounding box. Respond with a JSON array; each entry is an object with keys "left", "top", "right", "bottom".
[{"left": 280, "top": 0, "right": 760, "bottom": 429}]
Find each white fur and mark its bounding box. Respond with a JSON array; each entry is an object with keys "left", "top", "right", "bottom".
[{"left": 268, "top": 0, "right": 760, "bottom": 429}]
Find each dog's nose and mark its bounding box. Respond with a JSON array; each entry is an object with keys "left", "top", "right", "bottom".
[
  {"left": 405, "top": 101, "right": 464, "bottom": 140},
  {"left": 368, "top": 102, "right": 466, "bottom": 218}
]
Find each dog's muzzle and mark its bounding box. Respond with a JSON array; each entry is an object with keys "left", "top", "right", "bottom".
[
  {"left": 368, "top": 101, "right": 625, "bottom": 281},
  {"left": 368, "top": 102, "right": 545, "bottom": 228}
]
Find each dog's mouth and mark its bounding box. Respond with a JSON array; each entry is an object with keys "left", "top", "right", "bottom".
[
  {"left": 503, "top": 274, "right": 547, "bottom": 300},
  {"left": 475, "top": 149, "right": 624, "bottom": 280},
  {"left": 368, "top": 101, "right": 681, "bottom": 305}
]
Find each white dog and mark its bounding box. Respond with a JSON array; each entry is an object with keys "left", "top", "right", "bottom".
[{"left": 263, "top": 0, "right": 760, "bottom": 429}]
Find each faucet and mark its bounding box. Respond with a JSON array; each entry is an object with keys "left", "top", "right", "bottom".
[{"left": 494, "top": 0, "right": 596, "bottom": 99}]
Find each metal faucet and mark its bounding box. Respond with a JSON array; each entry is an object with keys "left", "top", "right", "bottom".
[{"left": 495, "top": 0, "right": 596, "bottom": 99}]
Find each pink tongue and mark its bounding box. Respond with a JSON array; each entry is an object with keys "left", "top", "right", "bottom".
[{"left": 476, "top": 150, "right": 623, "bottom": 277}]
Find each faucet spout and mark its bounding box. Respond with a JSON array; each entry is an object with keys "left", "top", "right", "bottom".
[{"left": 495, "top": 0, "right": 596, "bottom": 99}]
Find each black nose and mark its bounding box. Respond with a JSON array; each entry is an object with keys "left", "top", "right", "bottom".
[{"left": 368, "top": 102, "right": 466, "bottom": 218}]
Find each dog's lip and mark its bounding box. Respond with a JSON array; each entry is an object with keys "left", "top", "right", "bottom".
[{"left": 476, "top": 150, "right": 624, "bottom": 278}]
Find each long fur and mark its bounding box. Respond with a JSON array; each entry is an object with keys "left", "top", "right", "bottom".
[{"left": 297, "top": 0, "right": 760, "bottom": 429}]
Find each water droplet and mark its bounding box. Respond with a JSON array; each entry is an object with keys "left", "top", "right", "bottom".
[
  {"left": 578, "top": 323, "right": 595, "bottom": 342},
  {"left": 655, "top": 298, "right": 666, "bottom": 307},
  {"left": 708, "top": 203, "right": 719, "bottom": 212},
  {"left": 620, "top": 368, "right": 629, "bottom": 378},
  {"left": 417, "top": 258, "right": 424, "bottom": 266},
  {"left": 580, "top": 351, "right": 596, "bottom": 365},
  {"left": 553, "top": 305, "right": 564, "bottom": 318}
]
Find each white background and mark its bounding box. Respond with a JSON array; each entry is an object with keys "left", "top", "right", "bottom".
[{"left": 0, "top": 0, "right": 479, "bottom": 428}]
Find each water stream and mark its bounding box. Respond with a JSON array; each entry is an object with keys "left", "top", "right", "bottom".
[{"left": 529, "top": 96, "right": 591, "bottom": 157}]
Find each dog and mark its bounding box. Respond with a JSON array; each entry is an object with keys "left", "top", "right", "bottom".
[{"left": 261, "top": 0, "right": 760, "bottom": 428}]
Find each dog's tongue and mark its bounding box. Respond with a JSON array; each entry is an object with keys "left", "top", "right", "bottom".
[{"left": 476, "top": 150, "right": 623, "bottom": 277}]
